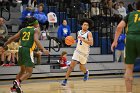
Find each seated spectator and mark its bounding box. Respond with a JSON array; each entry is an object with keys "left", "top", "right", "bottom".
[
  {"left": 1, "top": 46, "right": 11, "bottom": 66},
  {"left": 118, "top": 1, "right": 127, "bottom": 18},
  {"left": 33, "top": 3, "right": 49, "bottom": 31},
  {"left": 59, "top": 51, "right": 71, "bottom": 69},
  {"left": 112, "top": 3, "right": 122, "bottom": 24},
  {"left": 0, "top": 18, "right": 8, "bottom": 41},
  {"left": 91, "top": 2, "right": 99, "bottom": 17},
  {"left": 1, "top": 42, "right": 19, "bottom": 66},
  {"left": 115, "top": 34, "right": 125, "bottom": 62},
  {"left": 19, "top": 6, "right": 33, "bottom": 30},
  {"left": 100, "top": 0, "right": 111, "bottom": 16},
  {"left": 57, "top": 20, "right": 71, "bottom": 47},
  {"left": 20, "top": 6, "right": 33, "bottom": 22},
  {"left": 8, "top": 42, "right": 19, "bottom": 65}
]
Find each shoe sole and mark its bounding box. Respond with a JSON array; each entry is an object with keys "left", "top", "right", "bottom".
[{"left": 61, "top": 83, "right": 66, "bottom": 86}]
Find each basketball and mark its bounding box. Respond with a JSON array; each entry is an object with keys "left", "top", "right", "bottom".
[{"left": 65, "top": 36, "right": 75, "bottom": 45}]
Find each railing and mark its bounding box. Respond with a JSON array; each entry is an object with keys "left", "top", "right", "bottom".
[
  {"left": 45, "top": 1, "right": 117, "bottom": 54},
  {"left": 6, "top": 0, "right": 120, "bottom": 54}
]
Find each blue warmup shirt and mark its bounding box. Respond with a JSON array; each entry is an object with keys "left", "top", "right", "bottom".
[
  {"left": 115, "top": 34, "right": 126, "bottom": 50},
  {"left": 33, "top": 11, "right": 48, "bottom": 23},
  {"left": 57, "top": 24, "right": 71, "bottom": 40}
]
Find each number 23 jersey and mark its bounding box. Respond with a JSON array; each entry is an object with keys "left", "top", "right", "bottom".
[{"left": 20, "top": 26, "right": 36, "bottom": 50}]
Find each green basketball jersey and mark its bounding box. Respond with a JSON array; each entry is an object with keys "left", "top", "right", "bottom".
[
  {"left": 124, "top": 10, "right": 140, "bottom": 34},
  {"left": 20, "top": 26, "right": 36, "bottom": 50}
]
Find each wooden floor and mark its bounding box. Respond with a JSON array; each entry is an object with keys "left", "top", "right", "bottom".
[{"left": 0, "top": 77, "right": 140, "bottom": 93}]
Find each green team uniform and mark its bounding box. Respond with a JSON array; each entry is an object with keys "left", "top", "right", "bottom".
[
  {"left": 123, "top": 10, "right": 140, "bottom": 64},
  {"left": 18, "top": 26, "right": 36, "bottom": 67}
]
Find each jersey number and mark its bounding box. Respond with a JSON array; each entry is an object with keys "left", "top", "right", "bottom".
[
  {"left": 134, "top": 14, "right": 140, "bottom": 23},
  {"left": 80, "top": 40, "right": 82, "bottom": 45},
  {"left": 22, "top": 32, "right": 30, "bottom": 41}
]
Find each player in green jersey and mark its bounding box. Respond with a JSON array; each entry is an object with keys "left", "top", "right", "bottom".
[
  {"left": 4, "top": 17, "right": 49, "bottom": 93},
  {"left": 111, "top": 1, "right": 140, "bottom": 93}
]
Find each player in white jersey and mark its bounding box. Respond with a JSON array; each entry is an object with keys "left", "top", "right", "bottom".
[{"left": 61, "top": 19, "right": 93, "bottom": 86}]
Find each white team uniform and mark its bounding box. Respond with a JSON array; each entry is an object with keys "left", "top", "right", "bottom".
[{"left": 72, "top": 30, "right": 90, "bottom": 64}]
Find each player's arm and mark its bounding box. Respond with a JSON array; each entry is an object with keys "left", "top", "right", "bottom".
[
  {"left": 111, "top": 20, "right": 126, "bottom": 52},
  {"left": 111, "top": 13, "right": 129, "bottom": 52},
  {"left": 4, "top": 31, "right": 20, "bottom": 47},
  {"left": 34, "top": 29, "right": 49, "bottom": 55},
  {"left": 78, "top": 32, "right": 93, "bottom": 46},
  {"left": 114, "top": 21, "right": 126, "bottom": 43}
]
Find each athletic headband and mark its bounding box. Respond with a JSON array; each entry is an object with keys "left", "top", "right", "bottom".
[{"left": 28, "top": 20, "right": 39, "bottom": 25}]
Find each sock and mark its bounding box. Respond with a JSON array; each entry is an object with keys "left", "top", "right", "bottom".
[
  {"left": 19, "top": 79, "right": 22, "bottom": 83},
  {"left": 13, "top": 85, "right": 16, "bottom": 88}
]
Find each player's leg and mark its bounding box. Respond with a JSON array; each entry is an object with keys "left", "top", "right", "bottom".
[
  {"left": 124, "top": 64, "right": 134, "bottom": 93},
  {"left": 125, "top": 35, "right": 136, "bottom": 93},
  {"left": 79, "top": 55, "right": 89, "bottom": 81},
  {"left": 79, "top": 64, "right": 86, "bottom": 73},
  {"left": 79, "top": 64, "right": 89, "bottom": 81},
  {"left": 65, "top": 60, "right": 77, "bottom": 79},
  {"left": 62, "top": 50, "right": 80, "bottom": 86},
  {"left": 12, "top": 47, "right": 34, "bottom": 93},
  {"left": 61, "top": 60, "right": 78, "bottom": 86},
  {"left": 11, "top": 65, "right": 26, "bottom": 93},
  {"left": 20, "top": 66, "right": 33, "bottom": 81},
  {"left": 16, "top": 47, "right": 34, "bottom": 81},
  {"left": 13, "top": 66, "right": 33, "bottom": 93},
  {"left": 16, "top": 65, "right": 26, "bottom": 80}
]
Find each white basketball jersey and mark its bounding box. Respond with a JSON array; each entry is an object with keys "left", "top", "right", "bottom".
[{"left": 76, "top": 30, "right": 90, "bottom": 54}]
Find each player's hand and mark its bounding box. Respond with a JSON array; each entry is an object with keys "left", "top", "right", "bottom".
[
  {"left": 111, "top": 41, "right": 118, "bottom": 52},
  {"left": 43, "top": 49, "right": 49, "bottom": 55},
  {"left": 78, "top": 36, "right": 84, "bottom": 41},
  {"left": 37, "top": 51, "right": 42, "bottom": 55}
]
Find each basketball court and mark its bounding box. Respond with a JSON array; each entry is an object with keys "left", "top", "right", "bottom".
[{"left": 0, "top": 75, "right": 140, "bottom": 93}]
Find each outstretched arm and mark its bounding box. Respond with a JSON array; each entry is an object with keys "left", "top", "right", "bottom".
[
  {"left": 34, "top": 29, "right": 49, "bottom": 55},
  {"left": 4, "top": 31, "right": 20, "bottom": 47}
]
